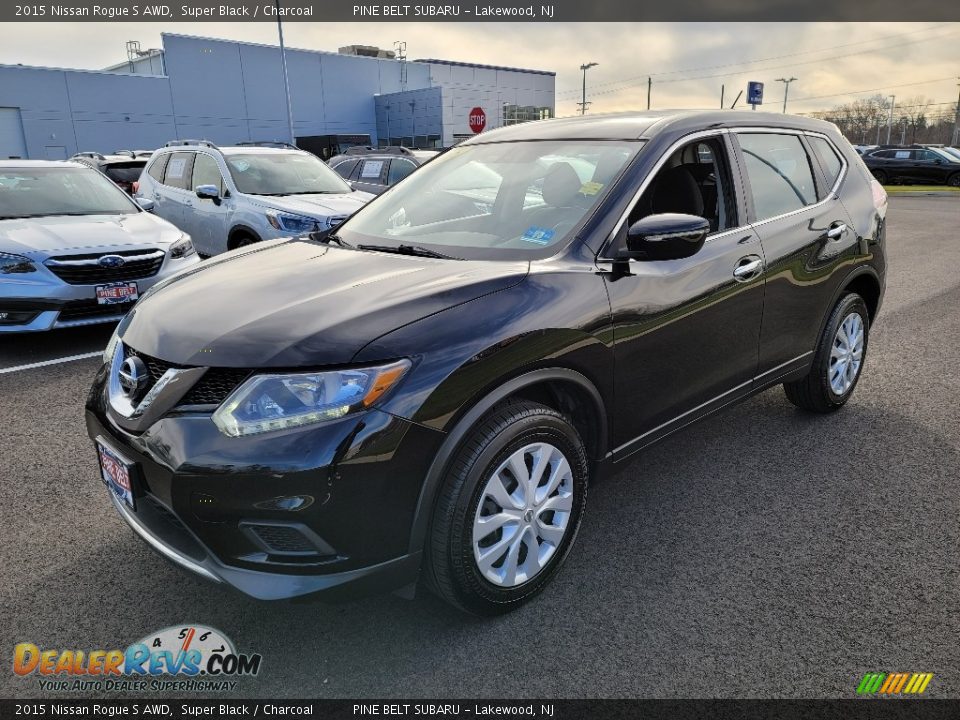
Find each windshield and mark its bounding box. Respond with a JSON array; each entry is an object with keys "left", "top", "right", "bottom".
[
  {"left": 933, "top": 147, "right": 960, "bottom": 162},
  {"left": 0, "top": 166, "right": 140, "bottom": 219},
  {"left": 336, "top": 140, "right": 641, "bottom": 260},
  {"left": 225, "top": 152, "right": 352, "bottom": 196}
]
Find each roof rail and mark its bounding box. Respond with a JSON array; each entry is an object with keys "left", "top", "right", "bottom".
[
  {"left": 73, "top": 151, "right": 106, "bottom": 160},
  {"left": 112, "top": 150, "right": 138, "bottom": 157},
  {"left": 235, "top": 141, "right": 298, "bottom": 149},
  {"left": 344, "top": 145, "right": 413, "bottom": 156},
  {"left": 164, "top": 139, "right": 218, "bottom": 149}
]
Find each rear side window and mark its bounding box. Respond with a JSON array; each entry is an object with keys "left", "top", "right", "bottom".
[
  {"left": 163, "top": 152, "right": 194, "bottom": 190},
  {"left": 147, "top": 154, "right": 169, "bottom": 182},
  {"left": 332, "top": 159, "right": 359, "bottom": 179},
  {"left": 388, "top": 159, "right": 417, "bottom": 185},
  {"left": 737, "top": 133, "right": 817, "bottom": 222},
  {"left": 808, "top": 136, "right": 844, "bottom": 189}
]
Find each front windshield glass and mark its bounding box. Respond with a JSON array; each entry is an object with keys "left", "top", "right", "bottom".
[
  {"left": 0, "top": 166, "right": 139, "bottom": 219},
  {"left": 336, "top": 140, "right": 642, "bottom": 259},
  {"left": 225, "top": 152, "right": 352, "bottom": 196}
]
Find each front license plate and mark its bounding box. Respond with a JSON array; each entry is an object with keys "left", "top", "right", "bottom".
[
  {"left": 96, "top": 439, "right": 136, "bottom": 510},
  {"left": 96, "top": 282, "right": 139, "bottom": 305}
]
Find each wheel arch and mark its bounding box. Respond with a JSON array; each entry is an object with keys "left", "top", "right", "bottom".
[
  {"left": 227, "top": 224, "right": 262, "bottom": 250},
  {"left": 407, "top": 367, "right": 608, "bottom": 555}
]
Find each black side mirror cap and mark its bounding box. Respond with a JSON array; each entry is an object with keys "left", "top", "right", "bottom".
[{"left": 621, "top": 213, "right": 710, "bottom": 261}]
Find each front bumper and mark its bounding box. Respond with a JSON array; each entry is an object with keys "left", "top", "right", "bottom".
[
  {"left": 85, "top": 380, "right": 445, "bottom": 600},
  {"left": 0, "top": 254, "right": 200, "bottom": 333}
]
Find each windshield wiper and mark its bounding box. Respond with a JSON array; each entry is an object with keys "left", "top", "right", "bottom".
[
  {"left": 309, "top": 231, "right": 352, "bottom": 248},
  {"left": 357, "top": 243, "right": 460, "bottom": 260}
]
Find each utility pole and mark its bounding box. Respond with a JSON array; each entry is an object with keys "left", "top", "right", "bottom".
[
  {"left": 647, "top": 77, "right": 651, "bottom": 110},
  {"left": 275, "top": 0, "right": 295, "bottom": 145},
  {"left": 952, "top": 78, "right": 960, "bottom": 146},
  {"left": 578, "top": 62, "right": 598, "bottom": 116},
  {"left": 720, "top": 84, "right": 725, "bottom": 109},
  {"left": 775, "top": 77, "right": 797, "bottom": 113},
  {"left": 886, "top": 95, "right": 895, "bottom": 145}
]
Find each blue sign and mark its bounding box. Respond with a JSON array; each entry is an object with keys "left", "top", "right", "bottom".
[{"left": 747, "top": 81, "right": 764, "bottom": 106}]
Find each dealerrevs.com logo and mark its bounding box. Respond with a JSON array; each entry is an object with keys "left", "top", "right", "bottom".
[{"left": 13, "top": 625, "right": 262, "bottom": 693}]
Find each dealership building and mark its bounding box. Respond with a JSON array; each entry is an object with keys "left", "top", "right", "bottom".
[{"left": 0, "top": 33, "right": 556, "bottom": 160}]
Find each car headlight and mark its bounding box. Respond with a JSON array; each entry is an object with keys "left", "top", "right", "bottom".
[
  {"left": 266, "top": 212, "right": 324, "bottom": 234},
  {"left": 169, "top": 234, "right": 195, "bottom": 259},
  {"left": 212, "top": 359, "right": 411, "bottom": 437},
  {"left": 0, "top": 252, "right": 37, "bottom": 274}
]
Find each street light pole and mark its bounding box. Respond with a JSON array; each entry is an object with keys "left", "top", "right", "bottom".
[
  {"left": 275, "top": 0, "right": 295, "bottom": 145},
  {"left": 578, "top": 62, "right": 598, "bottom": 116},
  {"left": 775, "top": 77, "right": 797, "bottom": 113},
  {"left": 886, "top": 95, "right": 896, "bottom": 145}
]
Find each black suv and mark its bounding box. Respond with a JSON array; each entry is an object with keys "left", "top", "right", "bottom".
[
  {"left": 862, "top": 146, "right": 960, "bottom": 186},
  {"left": 86, "top": 111, "right": 887, "bottom": 615},
  {"left": 329, "top": 146, "right": 439, "bottom": 195},
  {"left": 71, "top": 151, "right": 151, "bottom": 195}
]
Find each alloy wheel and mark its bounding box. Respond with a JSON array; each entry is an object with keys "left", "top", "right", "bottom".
[
  {"left": 829, "top": 312, "right": 865, "bottom": 396},
  {"left": 472, "top": 442, "right": 574, "bottom": 587}
]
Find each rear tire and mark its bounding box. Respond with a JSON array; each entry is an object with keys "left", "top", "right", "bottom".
[
  {"left": 425, "top": 399, "right": 589, "bottom": 616},
  {"left": 870, "top": 169, "right": 887, "bottom": 185},
  {"left": 783, "top": 293, "right": 870, "bottom": 413},
  {"left": 947, "top": 173, "right": 960, "bottom": 188},
  {"left": 229, "top": 232, "right": 259, "bottom": 250}
]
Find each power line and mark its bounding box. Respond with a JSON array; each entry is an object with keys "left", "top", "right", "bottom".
[{"left": 557, "top": 24, "right": 957, "bottom": 101}]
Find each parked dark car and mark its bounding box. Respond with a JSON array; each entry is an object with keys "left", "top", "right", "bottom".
[
  {"left": 329, "top": 146, "right": 439, "bottom": 195},
  {"left": 71, "top": 152, "right": 150, "bottom": 195},
  {"left": 862, "top": 146, "right": 960, "bottom": 186},
  {"left": 86, "top": 110, "right": 887, "bottom": 615}
]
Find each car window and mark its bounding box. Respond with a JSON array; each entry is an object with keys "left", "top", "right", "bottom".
[
  {"left": 337, "top": 140, "right": 641, "bottom": 261},
  {"left": 163, "top": 152, "right": 194, "bottom": 190},
  {"left": 192, "top": 153, "right": 225, "bottom": 194},
  {"left": 808, "top": 136, "right": 845, "bottom": 189},
  {"left": 224, "top": 152, "right": 352, "bottom": 195},
  {"left": 358, "top": 160, "right": 387, "bottom": 184},
  {"left": 388, "top": 159, "right": 417, "bottom": 185},
  {"left": 917, "top": 150, "right": 940, "bottom": 162},
  {"left": 104, "top": 162, "right": 147, "bottom": 185},
  {"left": 332, "top": 159, "right": 359, "bottom": 179},
  {"left": 871, "top": 150, "right": 893, "bottom": 159},
  {"left": 737, "top": 133, "right": 818, "bottom": 222},
  {"left": 147, "top": 153, "right": 169, "bottom": 182},
  {"left": 0, "top": 166, "right": 139, "bottom": 219}
]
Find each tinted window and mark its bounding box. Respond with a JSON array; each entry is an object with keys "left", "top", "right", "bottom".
[
  {"left": 808, "top": 136, "right": 844, "bottom": 189},
  {"left": 738, "top": 133, "right": 817, "bottom": 222},
  {"left": 871, "top": 150, "right": 894, "bottom": 159},
  {"left": 358, "top": 159, "right": 386, "bottom": 184},
  {"left": 104, "top": 162, "right": 147, "bottom": 185},
  {"left": 147, "top": 154, "right": 169, "bottom": 181},
  {"left": 388, "top": 159, "right": 417, "bottom": 185},
  {"left": 163, "top": 152, "right": 194, "bottom": 190},
  {"left": 332, "top": 159, "right": 359, "bottom": 179},
  {"left": 192, "top": 153, "right": 224, "bottom": 194},
  {"left": 917, "top": 150, "right": 940, "bottom": 162}
]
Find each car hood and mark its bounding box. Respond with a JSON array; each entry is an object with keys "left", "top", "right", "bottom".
[
  {"left": 252, "top": 191, "right": 373, "bottom": 219},
  {"left": 0, "top": 212, "right": 180, "bottom": 257},
  {"left": 120, "top": 238, "right": 529, "bottom": 367}
]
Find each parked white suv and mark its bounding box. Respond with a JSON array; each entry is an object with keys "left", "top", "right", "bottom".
[{"left": 135, "top": 141, "right": 373, "bottom": 256}]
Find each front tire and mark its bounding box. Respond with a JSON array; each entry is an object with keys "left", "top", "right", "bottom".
[
  {"left": 947, "top": 173, "right": 960, "bottom": 188},
  {"left": 870, "top": 169, "right": 887, "bottom": 185},
  {"left": 784, "top": 293, "right": 870, "bottom": 413},
  {"left": 425, "top": 400, "right": 589, "bottom": 615}
]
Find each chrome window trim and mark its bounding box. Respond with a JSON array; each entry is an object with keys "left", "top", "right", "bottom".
[{"left": 45, "top": 250, "right": 165, "bottom": 267}]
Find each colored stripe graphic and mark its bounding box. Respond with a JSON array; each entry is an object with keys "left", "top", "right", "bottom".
[{"left": 857, "top": 672, "right": 932, "bottom": 695}]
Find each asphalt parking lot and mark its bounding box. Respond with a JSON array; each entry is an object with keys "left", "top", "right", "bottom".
[{"left": 2, "top": 195, "right": 959, "bottom": 699}]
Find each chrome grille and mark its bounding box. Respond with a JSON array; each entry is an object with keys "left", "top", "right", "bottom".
[
  {"left": 45, "top": 249, "right": 165, "bottom": 285},
  {"left": 124, "top": 345, "right": 250, "bottom": 408}
]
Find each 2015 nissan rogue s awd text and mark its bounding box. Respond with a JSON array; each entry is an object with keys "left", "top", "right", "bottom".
[{"left": 86, "top": 111, "right": 887, "bottom": 615}]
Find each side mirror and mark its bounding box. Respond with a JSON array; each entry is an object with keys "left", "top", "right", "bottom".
[
  {"left": 622, "top": 213, "right": 710, "bottom": 261},
  {"left": 195, "top": 184, "right": 220, "bottom": 200},
  {"left": 135, "top": 197, "right": 155, "bottom": 213}
]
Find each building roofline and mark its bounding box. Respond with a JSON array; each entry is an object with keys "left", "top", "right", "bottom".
[
  {"left": 414, "top": 58, "right": 555, "bottom": 76},
  {"left": 0, "top": 61, "right": 166, "bottom": 79},
  {"left": 160, "top": 32, "right": 416, "bottom": 65}
]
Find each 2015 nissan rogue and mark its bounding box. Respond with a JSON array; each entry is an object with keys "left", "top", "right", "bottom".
[{"left": 86, "top": 111, "right": 887, "bottom": 615}]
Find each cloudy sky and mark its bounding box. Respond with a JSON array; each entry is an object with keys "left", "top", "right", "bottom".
[{"left": 1, "top": 22, "right": 957, "bottom": 118}]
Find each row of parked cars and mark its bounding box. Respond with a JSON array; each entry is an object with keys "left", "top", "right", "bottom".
[
  {"left": 853, "top": 144, "right": 960, "bottom": 186},
  {"left": 0, "top": 140, "right": 441, "bottom": 333}
]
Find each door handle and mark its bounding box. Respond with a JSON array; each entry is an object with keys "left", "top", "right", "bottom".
[
  {"left": 826, "top": 223, "right": 847, "bottom": 240},
  {"left": 733, "top": 255, "right": 763, "bottom": 282}
]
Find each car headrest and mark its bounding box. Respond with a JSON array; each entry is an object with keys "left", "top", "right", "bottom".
[
  {"left": 542, "top": 162, "right": 582, "bottom": 208},
  {"left": 651, "top": 166, "right": 704, "bottom": 216}
]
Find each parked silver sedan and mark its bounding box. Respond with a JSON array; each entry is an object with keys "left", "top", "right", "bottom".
[{"left": 0, "top": 160, "right": 200, "bottom": 333}]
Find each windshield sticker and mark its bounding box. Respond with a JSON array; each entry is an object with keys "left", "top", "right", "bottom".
[
  {"left": 580, "top": 181, "right": 604, "bottom": 195},
  {"left": 361, "top": 161, "right": 384, "bottom": 178},
  {"left": 231, "top": 160, "right": 250, "bottom": 172},
  {"left": 521, "top": 227, "right": 555, "bottom": 245}
]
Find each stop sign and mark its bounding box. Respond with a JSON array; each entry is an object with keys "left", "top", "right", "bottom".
[{"left": 469, "top": 107, "right": 486, "bottom": 134}]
